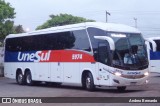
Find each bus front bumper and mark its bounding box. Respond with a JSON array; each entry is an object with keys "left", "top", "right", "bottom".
[{"left": 110, "top": 74, "right": 149, "bottom": 86}]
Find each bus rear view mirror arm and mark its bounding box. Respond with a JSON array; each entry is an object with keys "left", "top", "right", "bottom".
[{"left": 94, "top": 36, "right": 115, "bottom": 51}]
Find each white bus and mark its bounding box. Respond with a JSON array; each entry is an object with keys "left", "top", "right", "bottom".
[
  {"left": 4, "top": 22, "right": 149, "bottom": 91},
  {"left": 145, "top": 37, "right": 160, "bottom": 73}
]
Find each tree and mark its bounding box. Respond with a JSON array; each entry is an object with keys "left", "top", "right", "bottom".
[
  {"left": 0, "top": 0, "right": 15, "bottom": 40},
  {"left": 13, "top": 25, "right": 25, "bottom": 34},
  {"left": 36, "top": 13, "right": 95, "bottom": 30}
]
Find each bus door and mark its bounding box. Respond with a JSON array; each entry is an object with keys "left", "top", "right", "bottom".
[
  {"left": 50, "top": 52, "right": 62, "bottom": 82},
  {"left": 97, "top": 42, "right": 111, "bottom": 85}
]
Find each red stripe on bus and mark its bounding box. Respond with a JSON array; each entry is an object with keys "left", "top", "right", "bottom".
[{"left": 39, "top": 50, "right": 96, "bottom": 62}]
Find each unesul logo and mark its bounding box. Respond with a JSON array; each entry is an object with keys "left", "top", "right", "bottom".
[
  {"left": 127, "top": 71, "right": 141, "bottom": 75},
  {"left": 17, "top": 51, "right": 51, "bottom": 62}
]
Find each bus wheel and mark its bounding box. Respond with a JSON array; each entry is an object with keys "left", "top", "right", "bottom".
[
  {"left": 16, "top": 71, "right": 25, "bottom": 85},
  {"left": 25, "top": 71, "right": 34, "bottom": 86},
  {"left": 85, "top": 72, "right": 95, "bottom": 91},
  {"left": 117, "top": 86, "right": 126, "bottom": 92}
]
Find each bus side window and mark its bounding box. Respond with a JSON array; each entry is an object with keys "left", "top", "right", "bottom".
[{"left": 72, "top": 30, "right": 91, "bottom": 51}]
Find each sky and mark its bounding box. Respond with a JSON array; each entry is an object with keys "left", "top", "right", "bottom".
[{"left": 4, "top": 0, "right": 160, "bottom": 38}]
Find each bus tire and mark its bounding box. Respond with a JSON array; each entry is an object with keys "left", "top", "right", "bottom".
[
  {"left": 85, "top": 72, "right": 95, "bottom": 91},
  {"left": 16, "top": 71, "right": 25, "bottom": 85},
  {"left": 25, "top": 71, "right": 34, "bottom": 86},
  {"left": 117, "top": 86, "right": 126, "bottom": 92}
]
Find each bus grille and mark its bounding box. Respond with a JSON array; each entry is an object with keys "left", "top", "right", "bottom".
[{"left": 121, "top": 75, "right": 145, "bottom": 79}]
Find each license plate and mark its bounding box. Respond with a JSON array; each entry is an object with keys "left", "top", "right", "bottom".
[{"left": 130, "top": 82, "right": 137, "bottom": 85}]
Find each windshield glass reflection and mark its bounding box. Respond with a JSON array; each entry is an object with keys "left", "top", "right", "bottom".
[{"left": 108, "top": 32, "right": 148, "bottom": 70}]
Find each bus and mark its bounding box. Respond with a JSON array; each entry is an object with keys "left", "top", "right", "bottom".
[
  {"left": 145, "top": 37, "right": 160, "bottom": 73},
  {"left": 4, "top": 22, "right": 149, "bottom": 91}
]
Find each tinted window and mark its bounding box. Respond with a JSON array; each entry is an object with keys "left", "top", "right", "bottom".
[
  {"left": 5, "top": 30, "right": 91, "bottom": 52},
  {"left": 87, "top": 27, "right": 106, "bottom": 50},
  {"left": 45, "top": 32, "right": 75, "bottom": 50},
  {"left": 6, "top": 37, "right": 24, "bottom": 51},
  {"left": 154, "top": 40, "right": 160, "bottom": 51},
  {"left": 72, "top": 30, "right": 91, "bottom": 51},
  {"left": 5, "top": 32, "right": 74, "bottom": 51}
]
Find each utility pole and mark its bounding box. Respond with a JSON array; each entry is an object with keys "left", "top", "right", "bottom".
[
  {"left": 106, "top": 11, "right": 111, "bottom": 23},
  {"left": 134, "top": 17, "right": 137, "bottom": 28}
]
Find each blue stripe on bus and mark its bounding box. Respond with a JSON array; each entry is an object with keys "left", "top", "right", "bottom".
[
  {"left": 5, "top": 51, "right": 37, "bottom": 62},
  {"left": 150, "top": 50, "right": 160, "bottom": 60}
]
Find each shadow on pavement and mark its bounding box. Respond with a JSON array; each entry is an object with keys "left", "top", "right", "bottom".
[{"left": 8, "top": 81, "right": 146, "bottom": 93}]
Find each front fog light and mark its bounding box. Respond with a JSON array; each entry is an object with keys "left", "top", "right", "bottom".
[
  {"left": 144, "top": 72, "right": 149, "bottom": 76},
  {"left": 115, "top": 72, "right": 121, "bottom": 76}
]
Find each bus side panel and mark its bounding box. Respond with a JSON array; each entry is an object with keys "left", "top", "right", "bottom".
[
  {"left": 97, "top": 62, "right": 111, "bottom": 86},
  {"left": 149, "top": 50, "right": 160, "bottom": 73},
  {"left": 50, "top": 62, "right": 63, "bottom": 82},
  {"left": 63, "top": 62, "right": 80, "bottom": 83},
  {"left": 146, "top": 40, "right": 160, "bottom": 73},
  {"left": 34, "top": 63, "right": 50, "bottom": 81},
  {"left": 4, "top": 63, "right": 14, "bottom": 79},
  {"left": 150, "top": 60, "right": 160, "bottom": 73},
  {"left": 4, "top": 63, "right": 24, "bottom": 79}
]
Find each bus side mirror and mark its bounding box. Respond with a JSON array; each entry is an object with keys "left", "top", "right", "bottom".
[
  {"left": 94, "top": 36, "right": 115, "bottom": 51},
  {"left": 93, "top": 50, "right": 98, "bottom": 61}
]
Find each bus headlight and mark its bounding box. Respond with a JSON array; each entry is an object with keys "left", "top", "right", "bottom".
[
  {"left": 144, "top": 72, "right": 149, "bottom": 76},
  {"left": 114, "top": 72, "right": 122, "bottom": 76}
]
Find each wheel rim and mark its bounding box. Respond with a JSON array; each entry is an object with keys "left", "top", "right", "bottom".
[
  {"left": 86, "top": 77, "right": 91, "bottom": 89},
  {"left": 18, "top": 74, "right": 23, "bottom": 83},
  {"left": 26, "top": 74, "right": 31, "bottom": 84}
]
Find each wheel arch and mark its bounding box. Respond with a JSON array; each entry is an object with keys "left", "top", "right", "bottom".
[
  {"left": 81, "top": 68, "right": 98, "bottom": 85},
  {"left": 81, "top": 70, "right": 91, "bottom": 80},
  {"left": 81, "top": 70, "right": 94, "bottom": 85}
]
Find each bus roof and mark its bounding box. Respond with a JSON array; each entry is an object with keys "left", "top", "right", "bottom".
[{"left": 6, "top": 22, "right": 141, "bottom": 39}]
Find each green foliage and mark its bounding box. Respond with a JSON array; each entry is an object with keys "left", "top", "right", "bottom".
[
  {"left": 36, "top": 13, "right": 95, "bottom": 30},
  {"left": 0, "top": 0, "right": 15, "bottom": 40}
]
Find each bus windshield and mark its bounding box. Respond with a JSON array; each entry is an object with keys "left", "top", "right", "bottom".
[{"left": 109, "top": 32, "right": 148, "bottom": 70}]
